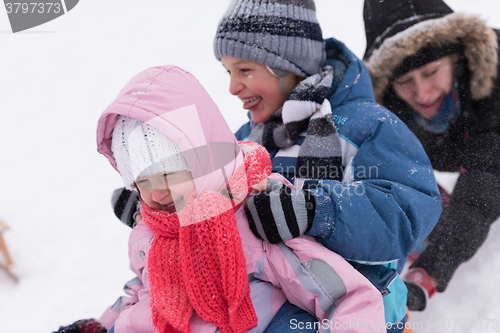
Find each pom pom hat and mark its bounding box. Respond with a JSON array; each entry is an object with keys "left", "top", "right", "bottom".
[
  {"left": 214, "top": 0, "right": 326, "bottom": 78},
  {"left": 111, "top": 115, "right": 190, "bottom": 189}
]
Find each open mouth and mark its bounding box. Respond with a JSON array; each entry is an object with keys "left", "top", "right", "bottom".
[{"left": 242, "top": 96, "right": 260, "bottom": 111}]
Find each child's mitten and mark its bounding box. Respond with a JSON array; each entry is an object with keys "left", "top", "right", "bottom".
[
  {"left": 111, "top": 187, "right": 140, "bottom": 228},
  {"left": 245, "top": 178, "right": 315, "bottom": 243},
  {"left": 54, "top": 319, "right": 107, "bottom": 333}
]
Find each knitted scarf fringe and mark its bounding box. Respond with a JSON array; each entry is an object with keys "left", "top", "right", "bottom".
[{"left": 141, "top": 141, "right": 271, "bottom": 333}]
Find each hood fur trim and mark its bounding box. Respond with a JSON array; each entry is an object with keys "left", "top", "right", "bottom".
[{"left": 365, "top": 13, "right": 498, "bottom": 103}]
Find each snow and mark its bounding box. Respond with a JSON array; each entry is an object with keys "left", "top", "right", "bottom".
[{"left": 0, "top": 1, "right": 499, "bottom": 332}]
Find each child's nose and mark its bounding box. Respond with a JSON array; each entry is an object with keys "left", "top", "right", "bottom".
[
  {"left": 152, "top": 187, "right": 171, "bottom": 203},
  {"left": 229, "top": 78, "right": 243, "bottom": 95}
]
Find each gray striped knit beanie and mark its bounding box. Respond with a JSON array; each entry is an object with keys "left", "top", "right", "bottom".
[{"left": 214, "top": 0, "right": 326, "bottom": 78}]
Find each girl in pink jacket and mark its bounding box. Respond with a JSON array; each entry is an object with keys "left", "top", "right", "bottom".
[{"left": 90, "top": 65, "right": 385, "bottom": 333}]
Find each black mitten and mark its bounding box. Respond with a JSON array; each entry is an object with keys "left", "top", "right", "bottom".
[
  {"left": 111, "top": 187, "right": 140, "bottom": 228},
  {"left": 245, "top": 179, "right": 315, "bottom": 243},
  {"left": 53, "top": 319, "right": 107, "bottom": 333}
]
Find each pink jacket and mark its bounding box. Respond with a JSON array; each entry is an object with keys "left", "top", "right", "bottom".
[{"left": 96, "top": 65, "right": 385, "bottom": 333}]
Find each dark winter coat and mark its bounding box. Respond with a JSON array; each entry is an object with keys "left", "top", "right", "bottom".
[{"left": 363, "top": 0, "right": 500, "bottom": 291}]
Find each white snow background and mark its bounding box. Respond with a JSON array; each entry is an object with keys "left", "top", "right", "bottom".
[{"left": 1, "top": 1, "right": 499, "bottom": 332}]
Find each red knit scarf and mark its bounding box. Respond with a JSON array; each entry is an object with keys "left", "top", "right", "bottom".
[{"left": 141, "top": 141, "right": 271, "bottom": 333}]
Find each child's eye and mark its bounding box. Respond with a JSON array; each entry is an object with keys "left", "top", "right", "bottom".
[
  {"left": 164, "top": 173, "right": 181, "bottom": 183},
  {"left": 163, "top": 173, "right": 175, "bottom": 179},
  {"left": 234, "top": 68, "right": 252, "bottom": 75},
  {"left": 135, "top": 179, "right": 151, "bottom": 189}
]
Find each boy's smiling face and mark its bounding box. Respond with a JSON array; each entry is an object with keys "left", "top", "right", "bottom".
[{"left": 221, "top": 57, "right": 301, "bottom": 123}]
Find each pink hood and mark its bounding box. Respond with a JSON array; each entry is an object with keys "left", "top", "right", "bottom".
[{"left": 96, "top": 65, "right": 242, "bottom": 194}]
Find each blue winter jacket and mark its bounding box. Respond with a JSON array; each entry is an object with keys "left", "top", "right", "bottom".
[{"left": 236, "top": 38, "right": 442, "bottom": 327}]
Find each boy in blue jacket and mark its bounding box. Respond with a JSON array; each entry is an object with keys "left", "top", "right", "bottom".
[{"left": 213, "top": 0, "right": 441, "bottom": 331}]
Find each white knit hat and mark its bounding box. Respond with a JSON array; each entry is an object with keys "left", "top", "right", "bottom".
[{"left": 111, "top": 116, "right": 190, "bottom": 188}]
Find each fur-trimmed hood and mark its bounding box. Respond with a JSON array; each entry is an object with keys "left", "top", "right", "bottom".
[{"left": 364, "top": 10, "right": 498, "bottom": 104}]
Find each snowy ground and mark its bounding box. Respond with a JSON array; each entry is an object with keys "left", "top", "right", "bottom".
[{"left": 0, "top": 1, "right": 499, "bottom": 332}]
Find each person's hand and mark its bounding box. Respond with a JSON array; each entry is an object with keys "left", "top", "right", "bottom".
[
  {"left": 53, "top": 319, "right": 107, "bottom": 333},
  {"left": 111, "top": 187, "right": 140, "bottom": 228},
  {"left": 244, "top": 179, "right": 316, "bottom": 243},
  {"left": 251, "top": 178, "right": 268, "bottom": 193}
]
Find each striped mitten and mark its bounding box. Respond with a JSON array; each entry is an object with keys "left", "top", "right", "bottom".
[
  {"left": 245, "top": 179, "right": 316, "bottom": 243},
  {"left": 111, "top": 187, "right": 140, "bottom": 228}
]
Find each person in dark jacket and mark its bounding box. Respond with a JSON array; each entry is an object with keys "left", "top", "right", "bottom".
[{"left": 363, "top": 0, "right": 500, "bottom": 311}]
